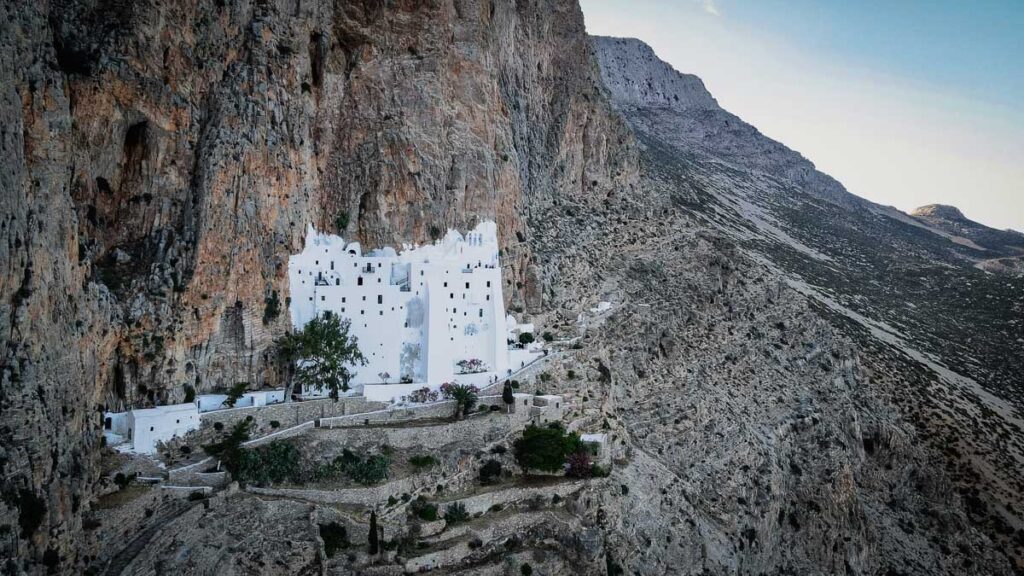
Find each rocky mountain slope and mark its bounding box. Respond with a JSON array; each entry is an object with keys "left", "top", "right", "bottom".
[
  {"left": 593, "top": 34, "right": 1024, "bottom": 572},
  {"left": 2, "top": 2, "right": 1021, "bottom": 575}
]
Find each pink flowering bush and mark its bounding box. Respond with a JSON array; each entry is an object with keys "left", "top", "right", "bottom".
[{"left": 407, "top": 387, "right": 439, "bottom": 404}]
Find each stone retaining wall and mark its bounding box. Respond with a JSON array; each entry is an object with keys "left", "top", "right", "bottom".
[
  {"left": 158, "top": 396, "right": 386, "bottom": 462},
  {"left": 314, "top": 411, "right": 529, "bottom": 451},
  {"left": 443, "top": 481, "right": 585, "bottom": 516},
  {"left": 247, "top": 475, "right": 424, "bottom": 507},
  {"left": 167, "top": 469, "right": 229, "bottom": 488}
]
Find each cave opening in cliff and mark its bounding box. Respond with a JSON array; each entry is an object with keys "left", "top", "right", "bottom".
[{"left": 121, "top": 121, "right": 149, "bottom": 192}]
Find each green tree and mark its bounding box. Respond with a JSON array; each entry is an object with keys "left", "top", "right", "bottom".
[
  {"left": 280, "top": 311, "right": 366, "bottom": 401},
  {"left": 513, "top": 424, "right": 582, "bottom": 474},
  {"left": 502, "top": 381, "right": 515, "bottom": 413},
  {"left": 223, "top": 381, "right": 248, "bottom": 408},
  {"left": 203, "top": 420, "right": 253, "bottom": 473},
  {"left": 368, "top": 509, "right": 379, "bottom": 555},
  {"left": 440, "top": 382, "right": 479, "bottom": 419},
  {"left": 518, "top": 332, "right": 534, "bottom": 345}
]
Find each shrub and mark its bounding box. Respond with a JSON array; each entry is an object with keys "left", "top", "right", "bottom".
[
  {"left": 444, "top": 502, "right": 469, "bottom": 524},
  {"left": 180, "top": 445, "right": 192, "bottom": 455},
  {"left": 539, "top": 372, "right": 551, "bottom": 383},
  {"left": 408, "top": 455, "right": 437, "bottom": 469},
  {"left": 270, "top": 420, "right": 281, "bottom": 429},
  {"left": 518, "top": 332, "right": 535, "bottom": 345},
  {"left": 513, "top": 424, "right": 582, "bottom": 474},
  {"left": 489, "top": 444, "right": 507, "bottom": 455},
  {"left": 542, "top": 332, "right": 554, "bottom": 342},
  {"left": 566, "top": 451, "right": 593, "bottom": 479},
  {"left": 521, "top": 564, "right": 533, "bottom": 576},
  {"left": 408, "top": 387, "right": 439, "bottom": 404},
  {"left": 348, "top": 455, "right": 389, "bottom": 485},
  {"left": 410, "top": 497, "right": 438, "bottom": 521},
  {"left": 233, "top": 441, "right": 301, "bottom": 486},
  {"left": 213, "top": 422, "right": 224, "bottom": 431},
  {"left": 567, "top": 370, "right": 576, "bottom": 379},
  {"left": 591, "top": 464, "right": 610, "bottom": 478},
  {"left": 320, "top": 522, "right": 349, "bottom": 557},
  {"left": 479, "top": 459, "right": 503, "bottom": 485},
  {"left": 334, "top": 211, "right": 349, "bottom": 231},
  {"left": 263, "top": 291, "right": 281, "bottom": 325},
  {"left": 113, "top": 472, "right": 135, "bottom": 489}
]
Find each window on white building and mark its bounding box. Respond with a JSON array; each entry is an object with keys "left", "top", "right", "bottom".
[{"left": 465, "top": 282, "right": 470, "bottom": 289}]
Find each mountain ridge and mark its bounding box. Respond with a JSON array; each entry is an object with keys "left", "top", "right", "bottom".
[{"left": 592, "top": 33, "right": 1024, "bottom": 572}]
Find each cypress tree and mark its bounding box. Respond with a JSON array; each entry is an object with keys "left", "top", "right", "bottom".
[
  {"left": 502, "top": 381, "right": 515, "bottom": 413},
  {"left": 368, "top": 509, "right": 379, "bottom": 555}
]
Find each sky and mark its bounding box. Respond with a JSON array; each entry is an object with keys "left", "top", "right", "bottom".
[{"left": 580, "top": 0, "right": 1024, "bottom": 232}]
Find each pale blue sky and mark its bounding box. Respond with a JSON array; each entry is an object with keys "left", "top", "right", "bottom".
[{"left": 582, "top": 0, "right": 1024, "bottom": 231}]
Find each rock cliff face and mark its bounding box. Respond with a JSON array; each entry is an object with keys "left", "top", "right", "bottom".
[{"left": 1, "top": 0, "right": 633, "bottom": 570}]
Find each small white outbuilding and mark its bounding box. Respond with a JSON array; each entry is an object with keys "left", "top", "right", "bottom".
[{"left": 104, "top": 403, "right": 200, "bottom": 454}]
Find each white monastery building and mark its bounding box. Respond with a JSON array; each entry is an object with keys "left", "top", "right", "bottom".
[
  {"left": 101, "top": 222, "right": 542, "bottom": 454},
  {"left": 289, "top": 221, "right": 538, "bottom": 401}
]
